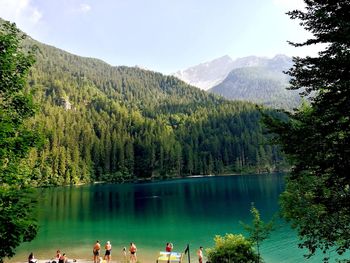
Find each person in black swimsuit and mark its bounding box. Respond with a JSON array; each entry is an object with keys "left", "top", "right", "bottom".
[
  {"left": 104, "top": 241, "right": 112, "bottom": 263},
  {"left": 93, "top": 240, "right": 101, "bottom": 263}
]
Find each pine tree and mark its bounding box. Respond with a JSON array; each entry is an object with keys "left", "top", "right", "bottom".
[{"left": 264, "top": 1, "right": 350, "bottom": 261}]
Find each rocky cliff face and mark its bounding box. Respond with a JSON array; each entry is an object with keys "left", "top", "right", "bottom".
[
  {"left": 174, "top": 54, "right": 299, "bottom": 109},
  {"left": 173, "top": 55, "right": 235, "bottom": 90},
  {"left": 173, "top": 54, "right": 293, "bottom": 91}
]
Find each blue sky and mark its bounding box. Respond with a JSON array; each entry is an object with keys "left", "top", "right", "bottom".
[{"left": 0, "top": 0, "right": 318, "bottom": 74}]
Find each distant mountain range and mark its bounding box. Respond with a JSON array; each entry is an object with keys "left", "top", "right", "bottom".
[{"left": 174, "top": 54, "right": 302, "bottom": 109}]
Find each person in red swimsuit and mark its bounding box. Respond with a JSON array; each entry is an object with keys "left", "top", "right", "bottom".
[
  {"left": 165, "top": 243, "right": 173, "bottom": 252},
  {"left": 129, "top": 242, "right": 137, "bottom": 263}
]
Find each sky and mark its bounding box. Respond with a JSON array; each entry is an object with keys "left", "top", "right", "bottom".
[{"left": 0, "top": 0, "right": 319, "bottom": 74}]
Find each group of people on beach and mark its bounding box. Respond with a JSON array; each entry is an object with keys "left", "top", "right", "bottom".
[
  {"left": 28, "top": 241, "right": 203, "bottom": 263},
  {"left": 92, "top": 241, "right": 203, "bottom": 263},
  {"left": 93, "top": 240, "right": 137, "bottom": 263},
  {"left": 54, "top": 250, "right": 69, "bottom": 263},
  {"left": 28, "top": 250, "right": 71, "bottom": 263}
]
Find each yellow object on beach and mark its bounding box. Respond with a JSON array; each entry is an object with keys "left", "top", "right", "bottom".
[{"left": 156, "top": 251, "right": 183, "bottom": 263}]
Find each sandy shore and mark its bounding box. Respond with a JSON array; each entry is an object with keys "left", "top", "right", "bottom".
[
  {"left": 8, "top": 252, "right": 196, "bottom": 263},
  {"left": 14, "top": 260, "right": 137, "bottom": 263}
]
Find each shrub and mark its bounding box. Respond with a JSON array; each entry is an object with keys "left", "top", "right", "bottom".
[{"left": 206, "top": 233, "right": 260, "bottom": 263}]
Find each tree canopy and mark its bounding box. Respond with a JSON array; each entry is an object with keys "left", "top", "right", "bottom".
[
  {"left": 0, "top": 21, "right": 40, "bottom": 262},
  {"left": 263, "top": 1, "right": 350, "bottom": 261}
]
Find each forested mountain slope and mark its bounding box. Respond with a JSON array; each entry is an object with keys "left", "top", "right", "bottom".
[
  {"left": 209, "top": 66, "right": 301, "bottom": 109},
  {"left": 16, "top": 30, "right": 287, "bottom": 186}
]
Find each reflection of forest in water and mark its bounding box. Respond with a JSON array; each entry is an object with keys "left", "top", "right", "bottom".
[
  {"left": 40, "top": 173, "right": 285, "bottom": 224},
  {"left": 10, "top": 173, "right": 330, "bottom": 263}
]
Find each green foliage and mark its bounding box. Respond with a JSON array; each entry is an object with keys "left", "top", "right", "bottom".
[
  {"left": 263, "top": 1, "right": 350, "bottom": 262},
  {"left": 0, "top": 186, "right": 38, "bottom": 261},
  {"left": 240, "top": 204, "right": 274, "bottom": 263},
  {"left": 0, "top": 21, "right": 40, "bottom": 262},
  {"left": 206, "top": 234, "right": 260, "bottom": 263},
  {"left": 3, "top": 23, "right": 286, "bottom": 186}
]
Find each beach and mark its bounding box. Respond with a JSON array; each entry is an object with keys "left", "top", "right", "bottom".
[{"left": 6, "top": 249, "right": 200, "bottom": 263}]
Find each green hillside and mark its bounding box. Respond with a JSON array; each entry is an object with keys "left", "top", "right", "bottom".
[
  {"left": 209, "top": 66, "right": 301, "bottom": 110},
  {"left": 16, "top": 31, "right": 286, "bottom": 186}
]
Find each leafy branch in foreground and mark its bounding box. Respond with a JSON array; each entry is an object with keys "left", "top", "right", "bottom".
[{"left": 0, "top": 20, "right": 41, "bottom": 262}]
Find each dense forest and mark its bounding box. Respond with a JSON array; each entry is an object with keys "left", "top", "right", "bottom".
[{"left": 19, "top": 36, "right": 287, "bottom": 186}]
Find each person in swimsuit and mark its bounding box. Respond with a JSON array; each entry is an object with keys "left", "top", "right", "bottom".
[
  {"left": 93, "top": 240, "right": 101, "bottom": 263},
  {"left": 129, "top": 242, "right": 137, "bottom": 263},
  {"left": 165, "top": 243, "right": 173, "bottom": 252},
  {"left": 104, "top": 241, "right": 112, "bottom": 263},
  {"left": 197, "top": 247, "right": 203, "bottom": 263},
  {"left": 55, "top": 250, "right": 61, "bottom": 261},
  {"left": 28, "top": 253, "right": 37, "bottom": 263},
  {"left": 58, "top": 253, "right": 66, "bottom": 263}
]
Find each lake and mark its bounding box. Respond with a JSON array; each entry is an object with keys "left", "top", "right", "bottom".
[{"left": 8, "top": 174, "right": 334, "bottom": 262}]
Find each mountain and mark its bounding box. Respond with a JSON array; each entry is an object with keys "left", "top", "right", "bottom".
[
  {"left": 173, "top": 55, "right": 235, "bottom": 90},
  {"left": 209, "top": 55, "right": 301, "bottom": 109},
  {"left": 175, "top": 54, "right": 300, "bottom": 109},
  {"left": 1, "top": 19, "right": 287, "bottom": 185},
  {"left": 173, "top": 55, "right": 284, "bottom": 91}
]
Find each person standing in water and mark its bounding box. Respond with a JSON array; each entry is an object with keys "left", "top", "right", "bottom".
[
  {"left": 129, "top": 242, "right": 137, "bottom": 263},
  {"left": 104, "top": 241, "right": 112, "bottom": 263},
  {"left": 93, "top": 240, "right": 101, "bottom": 263}
]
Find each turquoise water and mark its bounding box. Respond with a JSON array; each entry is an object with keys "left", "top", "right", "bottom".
[{"left": 9, "top": 174, "right": 339, "bottom": 262}]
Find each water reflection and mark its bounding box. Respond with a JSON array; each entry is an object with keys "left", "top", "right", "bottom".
[
  {"left": 15, "top": 173, "right": 323, "bottom": 263},
  {"left": 39, "top": 174, "right": 285, "bottom": 224}
]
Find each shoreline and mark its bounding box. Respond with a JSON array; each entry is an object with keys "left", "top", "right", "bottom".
[
  {"left": 38, "top": 170, "right": 287, "bottom": 188},
  {"left": 84, "top": 171, "right": 287, "bottom": 186},
  {"left": 7, "top": 253, "right": 196, "bottom": 263},
  {"left": 6, "top": 248, "right": 201, "bottom": 263}
]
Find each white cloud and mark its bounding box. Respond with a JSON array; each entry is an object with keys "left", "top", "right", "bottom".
[
  {"left": 0, "top": 0, "right": 42, "bottom": 25},
  {"left": 78, "top": 3, "right": 91, "bottom": 13},
  {"left": 29, "top": 8, "right": 43, "bottom": 23}
]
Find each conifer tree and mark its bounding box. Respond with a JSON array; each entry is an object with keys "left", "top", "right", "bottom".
[{"left": 264, "top": 1, "right": 350, "bottom": 261}]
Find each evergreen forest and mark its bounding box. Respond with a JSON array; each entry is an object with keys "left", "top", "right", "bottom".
[{"left": 19, "top": 34, "right": 286, "bottom": 186}]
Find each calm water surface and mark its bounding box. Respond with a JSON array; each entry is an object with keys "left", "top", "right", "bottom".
[{"left": 10, "top": 174, "right": 334, "bottom": 262}]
